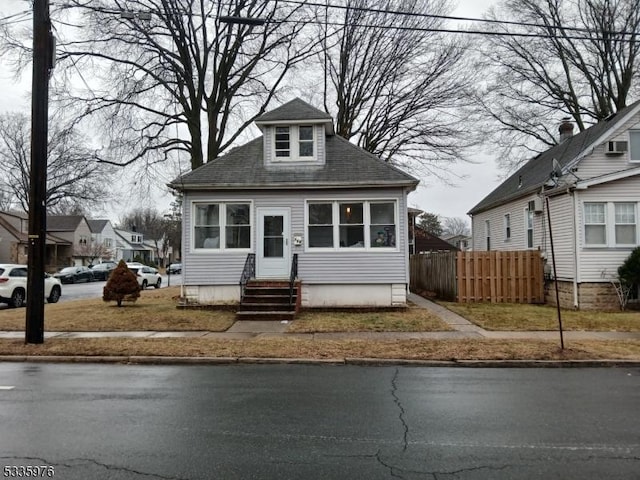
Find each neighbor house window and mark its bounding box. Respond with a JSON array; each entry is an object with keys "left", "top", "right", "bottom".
[
  {"left": 308, "top": 203, "right": 333, "bottom": 248},
  {"left": 103, "top": 238, "right": 113, "bottom": 248},
  {"left": 504, "top": 213, "right": 511, "bottom": 241},
  {"left": 584, "top": 202, "right": 606, "bottom": 246},
  {"left": 526, "top": 201, "right": 535, "bottom": 248},
  {"left": 630, "top": 131, "right": 640, "bottom": 162},
  {"left": 194, "top": 202, "right": 251, "bottom": 250},
  {"left": 615, "top": 203, "right": 637, "bottom": 245},
  {"left": 485, "top": 220, "right": 491, "bottom": 250},
  {"left": 306, "top": 200, "right": 397, "bottom": 250}
]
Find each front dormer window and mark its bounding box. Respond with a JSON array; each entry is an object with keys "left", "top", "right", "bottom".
[{"left": 273, "top": 125, "right": 315, "bottom": 161}]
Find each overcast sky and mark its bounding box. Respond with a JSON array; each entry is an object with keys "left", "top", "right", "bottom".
[{"left": 0, "top": 0, "right": 500, "bottom": 224}]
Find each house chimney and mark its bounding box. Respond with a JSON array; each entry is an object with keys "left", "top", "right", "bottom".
[{"left": 558, "top": 117, "right": 574, "bottom": 142}]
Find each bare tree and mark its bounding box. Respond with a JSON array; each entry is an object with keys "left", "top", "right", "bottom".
[
  {"left": 75, "top": 240, "right": 114, "bottom": 266},
  {"left": 475, "top": 0, "right": 640, "bottom": 171},
  {"left": 0, "top": 112, "right": 113, "bottom": 213},
  {"left": 35, "top": 0, "right": 320, "bottom": 171},
  {"left": 442, "top": 217, "right": 470, "bottom": 237},
  {"left": 322, "top": 0, "right": 478, "bottom": 178}
]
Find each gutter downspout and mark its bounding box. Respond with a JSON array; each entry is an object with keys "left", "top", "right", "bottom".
[{"left": 570, "top": 189, "right": 580, "bottom": 308}]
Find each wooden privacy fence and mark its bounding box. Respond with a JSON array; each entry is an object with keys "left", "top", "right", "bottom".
[
  {"left": 457, "top": 250, "right": 544, "bottom": 303},
  {"left": 410, "top": 250, "right": 545, "bottom": 304},
  {"left": 409, "top": 252, "right": 457, "bottom": 301}
]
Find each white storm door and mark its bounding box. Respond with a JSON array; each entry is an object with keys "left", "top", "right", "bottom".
[{"left": 256, "top": 207, "right": 290, "bottom": 278}]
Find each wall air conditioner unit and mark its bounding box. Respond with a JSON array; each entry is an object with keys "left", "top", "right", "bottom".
[{"left": 606, "top": 140, "right": 628, "bottom": 155}]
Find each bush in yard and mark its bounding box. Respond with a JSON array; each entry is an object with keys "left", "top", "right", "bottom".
[
  {"left": 103, "top": 260, "right": 140, "bottom": 307},
  {"left": 618, "top": 247, "right": 640, "bottom": 288}
]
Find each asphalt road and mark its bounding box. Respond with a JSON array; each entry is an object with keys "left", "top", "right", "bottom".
[
  {"left": 0, "top": 364, "right": 638, "bottom": 479},
  {"left": 57, "top": 273, "right": 181, "bottom": 303}
]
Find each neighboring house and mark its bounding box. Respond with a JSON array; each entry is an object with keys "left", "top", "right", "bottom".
[
  {"left": 47, "top": 215, "right": 94, "bottom": 266},
  {"left": 468, "top": 101, "right": 640, "bottom": 310},
  {"left": 170, "top": 98, "right": 419, "bottom": 307},
  {"left": 407, "top": 207, "right": 422, "bottom": 255},
  {"left": 0, "top": 211, "right": 71, "bottom": 270},
  {"left": 143, "top": 237, "right": 174, "bottom": 267},
  {"left": 87, "top": 219, "right": 117, "bottom": 262},
  {"left": 414, "top": 227, "right": 460, "bottom": 254},
  {"left": 443, "top": 234, "right": 472, "bottom": 251},
  {"left": 114, "top": 229, "right": 156, "bottom": 263}
]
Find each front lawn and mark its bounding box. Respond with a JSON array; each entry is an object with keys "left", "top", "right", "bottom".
[
  {"left": 0, "top": 287, "right": 235, "bottom": 332},
  {"left": 287, "top": 306, "right": 451, "bottom": 333},
  {"left": 442, "top": 302, "right": 640, "bottom": 332}
]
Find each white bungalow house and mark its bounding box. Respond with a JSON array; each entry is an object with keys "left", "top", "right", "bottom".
[
  {"left": 169, "top": 98, "right": 419, "bottom": 313},
  {"left": 468, "top": 100, "right": 640, "bottom": 310}
]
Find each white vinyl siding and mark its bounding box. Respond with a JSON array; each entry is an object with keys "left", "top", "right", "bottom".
[{"left": 183, "top": 188, "right": 410, "bottom": 286}]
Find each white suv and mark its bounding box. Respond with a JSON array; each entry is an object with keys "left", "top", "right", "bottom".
[
  {"left": 0, "top": 264, "right": 62, "bottom": 308},
  {"left": 126, "top": 263, "right": 162, "bottom": 289}
]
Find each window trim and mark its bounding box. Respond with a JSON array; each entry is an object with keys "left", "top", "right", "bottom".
[
  {"left": 272, "top": 125, "right": 316, "bottom": 162},
  {"left": 525, "top": 201, "right": 535, "bottom": 249},
  {"left": 629, "top": 130, "right": 640, "bottom": 163},
  {"left": 614, "top": 202, "right": 637, "bottom": 247},
  {"left": 504, "top": 213, "right": 511, "bottom": 241},
  {"left": 583, "top": 201, "right": 608, "bottom": 247},
  {"left": 305, "top": 199, "right": 399, "bottom": 252},
  {"left": 191, "top": 201, "right": 253, "bottom": 253}
]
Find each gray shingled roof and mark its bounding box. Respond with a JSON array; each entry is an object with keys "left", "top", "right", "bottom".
[
  {"left": 255, "top": 98, "right": 332, "bottom": 123},
  {"left": 469, "top": 100, "right": 640, "bottom": 215},
  {"left": 47, "top": 215, "right": 85, "bottom": 232},
  {"left": 171, "top": 134, "right": 418, "bottom": 190}
]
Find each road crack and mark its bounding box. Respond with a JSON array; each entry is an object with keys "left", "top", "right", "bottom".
[{"left": 391, "top": 367, "right": 409, "bottom": 452}]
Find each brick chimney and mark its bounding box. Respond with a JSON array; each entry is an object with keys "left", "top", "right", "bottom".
[{"left": 558, "top": 117, "right": 574, "bottom": 142}]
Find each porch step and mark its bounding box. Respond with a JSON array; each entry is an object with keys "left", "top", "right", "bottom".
[{"left": 238, "top": 279, "right": 300, "bottom": 321}]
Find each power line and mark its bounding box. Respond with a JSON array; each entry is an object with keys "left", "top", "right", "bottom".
[
  {"left": 277, "top": 0, "right": 639, "bottom": 38},
  {"left": 0, "top": 10, "right": 31, "bottom": 26}
]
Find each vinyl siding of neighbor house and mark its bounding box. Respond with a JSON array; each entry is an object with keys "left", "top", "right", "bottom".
[
  {"left": 571, "top": 114, "right": 640, "bottom": 180},
  {"left": 471, "top": 194, "right": 544, "bottom": 252},
  {"left": 541, "top": 193, "right": 577, "bottom": 281},
  {"left": 182, "top": 187, "right": 409, "bottom": 286},
  {"left": 574, "top": 175, "right": 640, "bottom": 282}
]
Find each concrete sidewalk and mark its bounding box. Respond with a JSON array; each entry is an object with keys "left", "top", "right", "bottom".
[{"left": 1, "top": 293, "right": 638, "bottom": 341}]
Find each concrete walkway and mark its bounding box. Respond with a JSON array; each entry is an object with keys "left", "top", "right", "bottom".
[{"left": 1, "top": 294, "right": 639, "bottom": 341}]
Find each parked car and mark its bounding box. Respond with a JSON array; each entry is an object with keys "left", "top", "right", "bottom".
[
  {"left": 53, "top": 266, "right": 94, "bottom": 284},
  {"left": 127, "top": 263, "right": 162, "bottom": 289},
  {"left": 0, "top": 264, "right": 62, "bottom": 307},
  {"left": 91, "top": 262, "right": 116, "bottom": 281},
  {"left": 167, "top": 263, "right": 182, "bottom": 274}
]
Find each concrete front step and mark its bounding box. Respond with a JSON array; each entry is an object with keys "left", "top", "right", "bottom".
[
  {"left": 238, "top": 302, "right": 297, "bottom": 312},
  {"left": 242, "top": 294, "right": 297, "bottom": 304},
  {"left": 236, "top": 311, "right": 296, "bottom": 321}
]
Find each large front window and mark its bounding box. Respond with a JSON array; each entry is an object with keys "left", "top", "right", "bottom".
[
  {"left": 194, "top": 203, "right": 251, "bottom": 250},
  {"left": 307, "top": 200, "right": 397, "bottom": 250}
]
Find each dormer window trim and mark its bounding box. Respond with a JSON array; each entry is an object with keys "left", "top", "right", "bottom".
[{"left": 272, "top": 124, "right": 316, "bottom": 162}]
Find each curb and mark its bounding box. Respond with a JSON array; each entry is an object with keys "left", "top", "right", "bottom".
[{"left": 0, "top": 355, "right": 639, "bottom": 368}]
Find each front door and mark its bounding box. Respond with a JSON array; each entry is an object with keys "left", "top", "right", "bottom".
[{"left": 256, "top": 207, "right": 290, "bottom": 278}]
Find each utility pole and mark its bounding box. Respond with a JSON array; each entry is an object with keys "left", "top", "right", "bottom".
[{"left": 26, "top": 0, "right": 53, "bottom": 344}]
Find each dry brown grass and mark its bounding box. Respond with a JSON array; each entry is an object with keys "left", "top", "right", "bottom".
[
  {"left": 442, "top": 302, "right": 640, "bottom": 332},
  {"left": 0, "top": 287, "right": 235, "bottom": 332},
  {"left": 288, "top": 306, "right": 451, "bottom": 333},
  {"left": 1, "top": 338, "right": 639, "bottom": 360}
]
